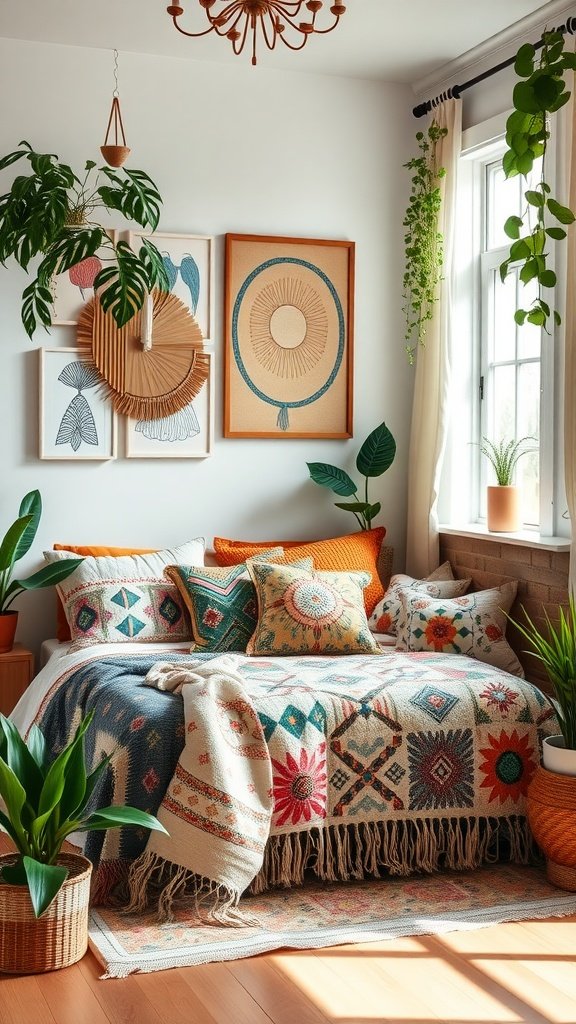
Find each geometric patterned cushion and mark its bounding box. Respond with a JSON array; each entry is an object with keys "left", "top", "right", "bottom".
[
  {"left": 213, "top": 527, "right": 387, "bottom": 617},
  {"left": 164, "top": 549, "right": 313, "bottom": 653},
  {"left": 369, "top": 562, "right": 471, "bottom": 636},
  {"left": 57, "top": 578, "right": 189, "bottom": 647},
  {"left": 44, "top": 538, "right": 205, "bottom": 646},
  {"left": 246, "top": 561, "right": 380, "bottom": 656},
  {"left": 395, "top": 581, "right": 524, "bottom": 677}
]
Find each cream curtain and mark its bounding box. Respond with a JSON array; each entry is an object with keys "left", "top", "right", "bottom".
[
  {"left": 406, "top": 99, "right": 462, "bottom": 578},
  {"left": 564, "top": 91, "right": 576, "bottom": 595}
]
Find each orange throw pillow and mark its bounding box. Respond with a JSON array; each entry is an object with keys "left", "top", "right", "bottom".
[
  {"left": 53, "top": 544, "right": 156, "bottom": 642},
  {"left": 213, "top": 528, "right": 386, "bottom": 616}
]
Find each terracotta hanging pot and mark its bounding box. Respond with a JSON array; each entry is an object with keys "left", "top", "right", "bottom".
[
  {"left": 487, "top": 485, "right": 520, "bottom": 532},
  {"left": 100, "top": 144, "right": 131, "bottom": 168},
  {"left": 0, "top": 611, "right": 18, "bottom": 654},
  {"left": 526, "top": 765, "right": 576, "bottom": 891}
]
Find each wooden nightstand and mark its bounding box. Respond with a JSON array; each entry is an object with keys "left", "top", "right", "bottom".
[{"left": 0, "top": 644, "right": 35, "bottom": 716}]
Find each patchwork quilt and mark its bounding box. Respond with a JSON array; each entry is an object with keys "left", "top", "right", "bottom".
[{"left": 33, "top": 648, "right": 557, "bottom": 907}]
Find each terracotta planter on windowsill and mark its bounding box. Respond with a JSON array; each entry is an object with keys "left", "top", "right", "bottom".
[{"left": 487, "top": 485, "right": 520, "bottom": 533}]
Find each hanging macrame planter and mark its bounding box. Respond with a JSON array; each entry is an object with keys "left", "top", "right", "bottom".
[{"left": 101, "top": 50, "right": 131, "bottom": 168}]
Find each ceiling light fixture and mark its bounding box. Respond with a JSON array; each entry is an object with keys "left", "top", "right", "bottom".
[{"left": 166, "top": 1, "right": 346, "bottom": 66}]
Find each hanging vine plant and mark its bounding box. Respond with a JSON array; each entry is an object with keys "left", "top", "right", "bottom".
[
  {"left": 402, "top": 120, "right": 448, "bottom": 362},
  {"left": 500, "top": 29, "right": 576, "bottom": 331}
]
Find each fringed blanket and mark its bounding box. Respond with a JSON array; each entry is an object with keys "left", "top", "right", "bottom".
[{"left": 34, "top": 649, "right": 557, "bottom": 918}]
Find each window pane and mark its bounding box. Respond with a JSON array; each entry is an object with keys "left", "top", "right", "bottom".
[
  {"left": 487, "top": 164, "right": 520, "bottom": 248},
  {"left": 492, "top": 268, "right": 516, "bottom": 362},
  {"left": 517, "top": 362, "right": 540, "bottom": 526},
  {"left": 491, "top": 364, "right": 516, "bottom": 449},
  {"left": 517, "top": 275, "right": 541, "bottom": 359}
]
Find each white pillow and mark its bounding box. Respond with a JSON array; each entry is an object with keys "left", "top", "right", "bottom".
[
  {"left": 45, "top": 539, "right": 205, "bottom": 647},
  {"left": 369, "top": 562, "right": 470, "bottom": 636}
]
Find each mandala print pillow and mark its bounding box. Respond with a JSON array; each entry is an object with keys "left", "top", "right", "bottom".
[
  {"left": 246, "top": 561, "right": 380, "bottom": 656},
  {"left": 395, "top": 581, "right": 524, "bottom": 677},
  {"left": 45, "top": 539, "right": 205, "bottom": 648},
  {"left": 165, "top": 551, "right": 313, "bottom": 653},
  {"left": 369, "top": 562, "right": 471, "bottom": 636}
]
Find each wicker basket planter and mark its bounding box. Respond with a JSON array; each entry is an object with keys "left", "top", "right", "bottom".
[
  {"left": 526, "top": 766, "right": 576, "bottom": 891},
  {"left": 0, "top": 853, "right": 92, "bottom": 974}
]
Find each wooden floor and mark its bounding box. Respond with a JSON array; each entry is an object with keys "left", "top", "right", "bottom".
[{"left": 2, "top": 911, "right": 576, "bottom": 1024}]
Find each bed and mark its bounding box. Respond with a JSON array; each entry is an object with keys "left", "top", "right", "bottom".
[{"left": 11, "top": 638, "right": 557, "bottom": 914}]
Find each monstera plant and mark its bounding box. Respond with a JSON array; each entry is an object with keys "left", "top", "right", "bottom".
[{"left": 0, "top": 141, "right": 169, "bottom": 337}]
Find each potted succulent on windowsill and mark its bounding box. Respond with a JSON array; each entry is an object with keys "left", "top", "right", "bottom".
[
  {"left": 0, "top": 709, "right": 167, "bottom": 973},
  {"left": 480, "top": 436, "right": 535, "bottom": 532},
  {"left": 0, "top": 490, "right": 82, "bottom": 653},
  {"left": 512, "top": 598, "right": 576, "bottom": 890},
  {"left": 0, "top": 141, "right": 168, "bottom": 337}
]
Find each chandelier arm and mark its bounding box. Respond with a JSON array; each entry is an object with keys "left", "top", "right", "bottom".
[
  {"left": 232, "top": 13, "right": 251, "bottom": 55},
  {"left": 170, "top": 16, "right": 219, "bottom": 39},
  {"left": 260, "top": 10, "right": 279, "bottom": 52},
  {"left": 277, "top": 31, "right": 309, "bottom": 51},
  {"left": 272, "top": 2, "right": 308, "bottom": 15},
  {"left": 310, "top": 16, "right": 343, "bottom": 35}
]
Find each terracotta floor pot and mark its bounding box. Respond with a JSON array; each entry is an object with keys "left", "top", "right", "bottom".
[
  {"left": 0, "top": 853, "right": 92, "bottom": 973},
  {"left": 526, "top": 766, "right": 576, "bottom": 890},
  {"left": 487, "top": 485, "right": 520, "bottom": 532},
  {"left": 0, "top": 611, "right": 18, "bottom": 653}
]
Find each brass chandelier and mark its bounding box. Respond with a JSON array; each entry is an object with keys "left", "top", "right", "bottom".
[{"left": 166, "top": 1, "right": 346, "bottom": 65}]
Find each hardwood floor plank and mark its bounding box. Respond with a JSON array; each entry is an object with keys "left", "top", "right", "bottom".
[
  {"left": 34, "top": 964, "right": 111, "bottom": 1024},
  {"left": 0, "top": 975, "right": 57, "bottom": 1024},
  {"left": 135, "top": 969, "right": 220, "bottom": 1024},
  {"left": 269, "top": 950, "right": 397, "bottom": 1023},
  {"left": 177, "top": 961, "right": 274, "bottom": 1024},
  {"left": 78, "top": 953, "right": 164, "bottom": 1024},
  {"left": 228, "top": 956, "right": 332, "bottom": 1024}
]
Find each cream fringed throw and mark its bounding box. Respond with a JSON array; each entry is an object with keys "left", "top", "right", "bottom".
[{"left": 127, "top": 655, "right": 273, "bottom": 922}]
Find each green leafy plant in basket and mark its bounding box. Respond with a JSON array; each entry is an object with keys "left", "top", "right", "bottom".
[
  {"left": 0, "top": 709, "right": 167, "bottom": 917},
  {"left": 0, "top": 141, "right": 169, "bottom": 337},
  {"left": 307, "top": 422, "right": 396, "bottom": 530},
  {"left": 500, "top": 30, "right": 576, "bottom": 332}
]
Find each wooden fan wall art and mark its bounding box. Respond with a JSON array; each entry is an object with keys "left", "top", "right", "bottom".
[{"left": 77, "top": 289, "right": 209, "bottom": 420}]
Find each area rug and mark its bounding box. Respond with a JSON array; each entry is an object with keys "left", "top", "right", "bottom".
[{"left": 88, "top": 863, "right": 576, "bottom": 978}]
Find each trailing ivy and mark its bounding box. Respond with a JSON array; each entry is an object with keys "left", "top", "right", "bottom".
[
  {"left": 402, "top": 120, "right": 448, "bottom": 362},
  {"left": 500, "top": 30, "right": 576, "bottom": 331}
]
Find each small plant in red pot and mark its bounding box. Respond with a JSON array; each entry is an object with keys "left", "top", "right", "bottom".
[
  {"left": 0, "top": 490, "right": 81, "bottom": 652},
  {"left": 480, "top": 436, "right": 535, "bottom": 532}
]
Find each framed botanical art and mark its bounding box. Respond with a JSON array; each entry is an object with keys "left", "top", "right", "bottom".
[
  {"left": 129, "top": 231, "right": 214, "bottom": 342},
  {"left": 125, "top": 352, "right": 214, "bottom": 459},
  {"left": 224, "top": 233, "right": 354, "bottom": 439},
  {"left": 51, "top": 230, "right": 118, "bottom": 326},
  {"left": 39, "top": 348, "right": 116, "bottom": 460}
]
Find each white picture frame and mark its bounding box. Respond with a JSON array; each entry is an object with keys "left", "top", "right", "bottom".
[
  {"left": 39, "top": 348, "right": 117, "bottom": 461},
  {"left": 125, "top": 351, "right": 214, "bottom": 459},
  {"left": 128, "top": 231, "right": 214, "bottom": 343},
  {"left": 51, "top": 229, "right": 118, "bottom": 326}
]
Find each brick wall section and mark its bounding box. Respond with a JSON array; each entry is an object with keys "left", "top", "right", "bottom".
[{"left": 439, "top": 533, "right": 570, "bottom": 691}]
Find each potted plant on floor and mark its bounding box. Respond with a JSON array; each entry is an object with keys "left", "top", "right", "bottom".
[
  {"left": 0, "top": 490, "right": 81, "bottom": 653},
  {"left": 0, "top": 141, "right": 168, "bottom": 337},
  {"left": 480, "top": 436, "right": 535, "bottom": 532},
  {"left": 0, "top": 709, "right": 167, "bottom": 973},
  {"left": 513, "top": 597, "right": 576, "bottom": 890}
]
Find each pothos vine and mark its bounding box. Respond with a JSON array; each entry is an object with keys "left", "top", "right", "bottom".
[{"left": 402, "top": 120, "right": 448, "bottom": 362}]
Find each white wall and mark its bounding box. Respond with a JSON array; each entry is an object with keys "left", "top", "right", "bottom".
[{"left": 0, "top": 38, "right": 415, "bottom": 656}]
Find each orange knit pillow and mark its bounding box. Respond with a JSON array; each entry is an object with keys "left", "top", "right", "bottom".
[
  {"left": 53, "top": 544, "right": 156, "bottom": 642},
  {"left": 213, "top": 528, "right": 386, "bottom": 616}
]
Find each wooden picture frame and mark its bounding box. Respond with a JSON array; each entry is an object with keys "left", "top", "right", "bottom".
[
  {"left": 124, "top": 351, "right": 214, "bottom": 459},
  {"left": 129, "top": 231, "right": 214, "bottom": 343},
  {"left": 39, "top": 348, "right": 117, "bottom": 461},
  {"left": 224, "top": 233, "right": 354, "bottom": 439},
  {"left": 51, "top": 229, "right": 118, "bottom": 326}
]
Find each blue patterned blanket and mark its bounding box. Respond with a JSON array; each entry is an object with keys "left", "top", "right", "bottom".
[{"left": 35, "top": 648, "right": 556, "bottom": 903}]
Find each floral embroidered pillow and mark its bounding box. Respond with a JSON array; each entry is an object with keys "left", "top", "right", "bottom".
[
  {"left": 165, "top": 551, "right": 313, "bottom": 653},
  {"left": 395, "top": 581, "right": 523, "bottom": 677},
  {"left": 369, "top": 562, "right": 471, "bottom": 636},
  {"left": 246, "top": 561, "right": 379, "bottom": 656}
]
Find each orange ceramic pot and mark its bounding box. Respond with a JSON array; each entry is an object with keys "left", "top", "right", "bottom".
[
  {"left": 487, "top": 485, "right": 520, "bottom": 532},
  {"left": 0, "top": 612, "right": 18, "bottom": 654},
  {"left": 526, "top": 765, "right": 576, "bottom": 891}
]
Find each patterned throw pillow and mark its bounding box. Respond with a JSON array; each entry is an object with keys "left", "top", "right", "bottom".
[
  {"left": 395, "top": 581, "right": 523, "bottom": 677},
  {"left": 45, "top": 539, "right": 205, "bottom": 647},
  {"left": 369, "top": 562, "right": 471, "bottom": 636},
  {"left": 246, "top": 561, "right": 380, "bottom": 656},
  {"left": 213, "top": 527, "right": 387, "bottom": 617},
  {"left": 165, "top": 550, "right": 313, "bottom": 653}
]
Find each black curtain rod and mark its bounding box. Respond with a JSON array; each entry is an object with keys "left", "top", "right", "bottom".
[{"left": 413, "top": 14, "right": 576, "bottom": 117}]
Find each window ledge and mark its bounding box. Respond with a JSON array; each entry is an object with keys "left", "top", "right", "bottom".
[{"left": 439, "top": 523, "right": 570, "bottom": 553}]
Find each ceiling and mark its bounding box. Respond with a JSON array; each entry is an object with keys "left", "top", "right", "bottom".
[{"left": 0, "top": 0, "right": 553, "bottom": 82}]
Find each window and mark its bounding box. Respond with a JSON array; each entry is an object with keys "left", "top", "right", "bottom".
[{"left": 440, "top": 118, "right": 561, "bottom": 538}]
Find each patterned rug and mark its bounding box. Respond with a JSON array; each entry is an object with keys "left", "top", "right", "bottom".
[{"left": 89, "top": 864, "right": 576, "bottom": 977}]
